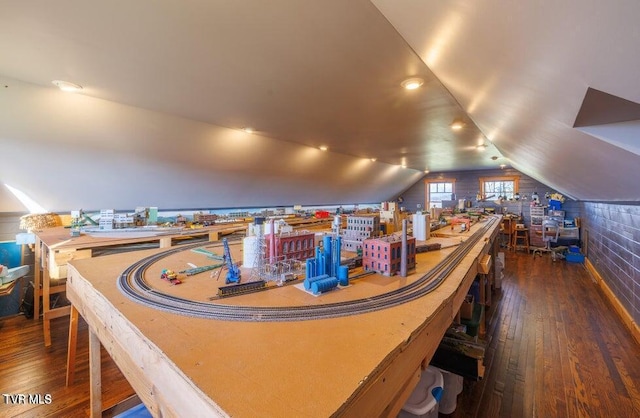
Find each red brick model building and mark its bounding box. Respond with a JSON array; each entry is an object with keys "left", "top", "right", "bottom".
[
  {"left": 362, "top": 234, "right": 416, "bottom": 276},
  {"left": 265, "top": 230, "right": 316, "bottom": 262}
]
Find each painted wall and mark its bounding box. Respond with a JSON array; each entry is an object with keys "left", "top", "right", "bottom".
[
  {"left": 399, "top": 172, "right": 640, "bottom": 329},
  {"left": 582, "top": 202, "right": 640, "bottom": 325},
  {"left": 395, "top": 168, "right": 580, "bottom": 224}
]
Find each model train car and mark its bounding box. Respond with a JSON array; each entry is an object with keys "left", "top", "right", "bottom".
[
  {"left": 217, "top": 280, "right": 266, "bottom": 297},
  {"left": 160, "top": 269, "right": 182, "bottom": 285}
]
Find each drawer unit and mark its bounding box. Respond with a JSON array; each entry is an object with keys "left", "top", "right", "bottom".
[{"left": 529, "top": 225, "right": 545, "bottom": 247}]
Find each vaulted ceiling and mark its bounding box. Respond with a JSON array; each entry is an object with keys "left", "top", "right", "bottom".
[{"left": 1, "top": 0, "right": 639, "bottom": 212}]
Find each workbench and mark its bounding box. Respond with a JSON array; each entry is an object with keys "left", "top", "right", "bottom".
[
  {"left": 32, "top": 223, "right": 247, "bottom": 346},
  {"left": 66, "top": 216, "right": 500, "bottom": 417}
]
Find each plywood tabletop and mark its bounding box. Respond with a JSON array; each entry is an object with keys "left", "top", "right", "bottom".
[{"left": 67, "top": 217, "right": 500, "bottom": 417}]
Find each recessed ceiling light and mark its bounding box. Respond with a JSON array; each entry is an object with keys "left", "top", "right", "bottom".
[
  {"left": 500, "top": 164, "right": 507, "bottom": 169},
  {"left": 401, "top": 164, "right": 407, "bottom": 169},
  {"left": 450, "top": 119, "right": 465, "bottom": 130},
  {"left": 319, "top": 145, "right": 328, "bottom": 151},
  {"left": 491, "top": 155, "right": 499, "bottom": 161},
  {"left": 52, "top": 80, "right": 83, "bottom": 92},
  {"left": 242, "top": 127, "right": 254, "bottom": 133},
  {"left": 370, "top": 158, "right": 377, "bottom": 162},
  {"left": 424, "top": 169, "right": 430, "bottom": 173},
  {"left": 401, "top": 78, "right": 424, "bottom": 90}
]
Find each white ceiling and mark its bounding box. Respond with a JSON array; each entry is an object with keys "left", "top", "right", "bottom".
[{"left": 1, "top": 0, "right": 640, "bottom": 212}]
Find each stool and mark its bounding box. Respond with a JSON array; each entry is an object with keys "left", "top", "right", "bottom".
[
  {"left": 511, "top": 227, "right": 530, "bottom": 252},
  {"left": 500, "top": 218, "right": 516, "bottom": 248}
]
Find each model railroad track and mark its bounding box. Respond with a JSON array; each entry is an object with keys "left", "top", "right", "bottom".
[{"left": 118, "top": 217, "right": 497, "bottom": 322}]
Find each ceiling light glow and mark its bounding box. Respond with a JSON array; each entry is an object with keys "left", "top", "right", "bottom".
[
  {"left": 242, "top": 127, "right": 254, "bottom": 133},
  {"left": 401, "top": 78, "right": 424, "bottom": 90},
  {"left": 52, "top": 80, "right": 83, "bottom": 92},
  {"left": 450, "top": 118, "right": 465, "bottom": 130},
  {"left": 319, "top": 145, "right": 328, "bottom": 151}
]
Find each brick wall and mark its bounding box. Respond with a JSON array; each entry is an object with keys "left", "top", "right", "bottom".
[{"left": 581, "top": 202, "right": 640, "bottom": 324}]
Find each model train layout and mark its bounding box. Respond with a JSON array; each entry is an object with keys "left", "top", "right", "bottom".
[{"left": 117, "top": 217, "right": 496, "bottom": 322}]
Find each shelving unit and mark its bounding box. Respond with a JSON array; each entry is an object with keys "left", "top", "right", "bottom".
[{"left": 529, "top": 206, "right": 546, "bottom": 247}]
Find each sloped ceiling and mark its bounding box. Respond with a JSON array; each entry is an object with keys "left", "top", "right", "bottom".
[
  {"left": 1, "top": 0, "right": 640, "bottom": 213},
  {"left": 373, "top": 0, "right": 640, "bottom": 202}
]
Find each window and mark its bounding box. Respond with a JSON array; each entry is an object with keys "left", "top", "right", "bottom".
[
  {"left": 425, "top": 179, "right": 456, "bottom": 209},
  {"left": 479, "top": 176, "right": 520, "bottom": 200}
]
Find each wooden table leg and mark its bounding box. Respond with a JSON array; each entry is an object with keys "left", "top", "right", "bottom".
[
  {"left": 66, "top": 305, "right": 79, "bottom": 386},
  {"left": 33, "top": 239, "right": 42, "bottom": 321},
  {"left": 42, "top": 267, "right": 53, "bottom": 346},
  {"left": 89, "top": 329, "right": 102, "bottom": 418}
]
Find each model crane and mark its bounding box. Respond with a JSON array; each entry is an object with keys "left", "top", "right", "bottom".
[{"left": 222, "top": 237, "right": 241, "bottom": 284}]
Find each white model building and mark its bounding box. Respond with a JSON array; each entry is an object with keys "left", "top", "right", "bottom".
[
  {"left": 341, "top": 214, "right": 381, "bottom": 252},
  {"left": 412, "top": 213, "right": 430, "bottom": 241}
]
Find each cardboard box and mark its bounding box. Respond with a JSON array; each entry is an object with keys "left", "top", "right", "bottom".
[
  {"left": 478, "top": 254, "right": 491, "bottom": 275},
  {"left": 460, "top": 295, "right": 474, "bottom": 320}
]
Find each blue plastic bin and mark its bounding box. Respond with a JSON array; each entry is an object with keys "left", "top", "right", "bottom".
[
  {"left": 549, "top": 199, "right": 562, "bottom": 210},
  {"left": 566, "top": 253, "right": 585, "bottom": 263},
  {"left": 114, "top": 403, "right": 152, "bottom": 418}
]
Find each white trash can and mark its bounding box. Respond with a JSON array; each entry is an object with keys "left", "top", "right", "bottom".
[
  {"left": 436, "top": 368, "right": 464, "bottom": 414},
  {"left": 398, "top": 366, "right": 444, "bottom": 418}
]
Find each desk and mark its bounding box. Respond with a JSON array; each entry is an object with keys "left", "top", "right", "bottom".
[
  {"left": 66, "top": 217, "right": 500, "bottom": 417},
  {"left": 33, "top": 224, "right": 247, "bottom": 347}
]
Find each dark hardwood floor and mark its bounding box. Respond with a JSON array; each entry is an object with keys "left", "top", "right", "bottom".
[
  {"left": 451, "top": 250, "right": 640, "bottom": 418},
  {"left": 1, "top": 250, "right": 639, "bottom": 417},
  {"left": 0, "top": 313, "right": 133, "bottom": 418}
]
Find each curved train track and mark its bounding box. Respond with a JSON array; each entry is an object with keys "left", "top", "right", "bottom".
[{"left": 118, "top": 217, "right": 497, "bottom": 322}]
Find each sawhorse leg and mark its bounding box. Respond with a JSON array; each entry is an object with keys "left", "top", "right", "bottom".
[
  {"left": 89, "top": 328, "right": 102, "bottom": 418},
  {"left": 66, "top": 305, "right": 79, "bottom": 386}
]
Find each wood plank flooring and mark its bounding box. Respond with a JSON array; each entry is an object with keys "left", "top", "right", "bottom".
[
  {"left": 0, "top": 315, "right": 133, "bottom": 417},
  {"left": 1, "top": 250, "right": 639, "bottom": 417},
  {"left": 451, "top": 250, "right": 640, "bottom": 418}
]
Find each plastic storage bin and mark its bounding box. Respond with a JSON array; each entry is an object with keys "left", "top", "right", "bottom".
[
  {"left": 436, "top": 368, "right": 464, "bottom": 414},
  {"left": 399, "top": 366, "right": 443, "bottom": 418},
  {"left": 549, "top": 199, "right": 562, "bottom": 210},
  {"left": 114, "top": 403, "right": 152, "bottom": 418},
  {"left": 566, "top": 252, "right": 585, "bottom": 263}
]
